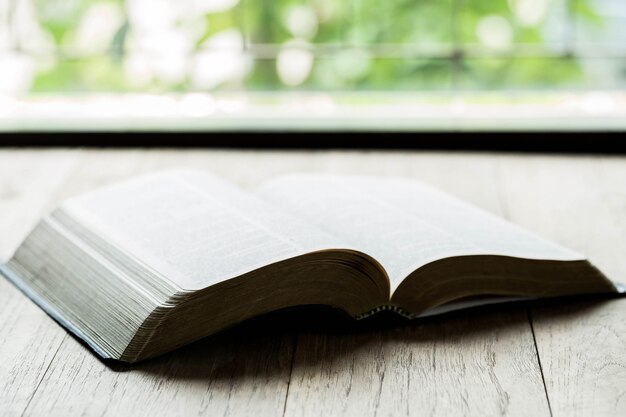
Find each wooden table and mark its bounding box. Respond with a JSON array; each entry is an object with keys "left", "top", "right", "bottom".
[{"left": 1, "top": 148, "right": 625, "bottom": 417}]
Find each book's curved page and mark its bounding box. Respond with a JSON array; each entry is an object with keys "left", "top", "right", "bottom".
[
  {"left": 258, "top": 174, "right": 620, "bottom": 315},
  {"left": 132, "top": 249, "right": 389, "bottom": 361},
  {"left": 62, "top": 170, "right": 361, "bottom": 291},
  {"left": 2, "top": 170, "right": 390, "bottom": 361}
]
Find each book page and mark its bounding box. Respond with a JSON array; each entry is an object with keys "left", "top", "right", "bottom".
[
  {"left": 257, "top": 174, "right": 584, "bottom": 291},
  {"left": 60, "top": 170, "right": 353, "bottom": 290}
]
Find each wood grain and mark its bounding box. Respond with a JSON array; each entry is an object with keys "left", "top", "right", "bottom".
[
  {"left": 0, "top": 149, "right": 80, "bottom": 415},
  {"left": 284, "top": 309, "right": 549, "bottom": 417},
  {"left": 497, "top": 154, "right": 626, "bottom": 417},
  {"left": 23, "top": 326, "right": 295, "bottom": 417}
]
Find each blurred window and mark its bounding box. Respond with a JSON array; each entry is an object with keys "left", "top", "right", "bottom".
[
  {"left": 0, "top": 0, "right": 625, "bottom": 131},
  {"left": 1, "top": 0, "right": 624, "bottom": 94}
]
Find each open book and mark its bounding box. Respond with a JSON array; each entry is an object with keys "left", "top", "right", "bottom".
[{"left": 2, "top": 170, "right": 622, "bottom": 363}]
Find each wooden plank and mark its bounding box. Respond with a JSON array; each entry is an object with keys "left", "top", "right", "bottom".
[
  {"left": 496, "top": 154, "right": 626, "bottom": 417},
  {"left": 532, "top": 299, "right": 626, "bottom": 417},
  {"left": 0, "top": 149, "right": 81, "bottom": 260},
  {"left": 283, "top": 151, "right": 551, "bottom": 417},
  {"left": 0, "top": 149, "right": 81, "bottom": 415},
  {"left": 23, "top": 326, "right": 294, "bottom": 417},
  {"left": 285, "top": 309, "right": 549, "bottom": 417}
]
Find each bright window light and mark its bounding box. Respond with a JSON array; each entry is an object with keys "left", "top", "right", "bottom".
[{"left": 0, "top": 0, "right": 625, "bottom": 131}]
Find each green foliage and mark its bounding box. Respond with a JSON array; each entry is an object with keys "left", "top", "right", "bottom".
[
  {"left": 25, "top": 0, "right": 611, "bottom": 93},
  {"left": 32, "top": 57, "right": 127, "bottom": 93}
]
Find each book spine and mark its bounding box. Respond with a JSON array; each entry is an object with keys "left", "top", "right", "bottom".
[{"left": 354, "top": 305, "right": 413, "bottom": 320}]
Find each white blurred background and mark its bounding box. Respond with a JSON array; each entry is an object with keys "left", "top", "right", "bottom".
[{"left": 0, "top": 0, "right": 625, "bottom": 130}]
